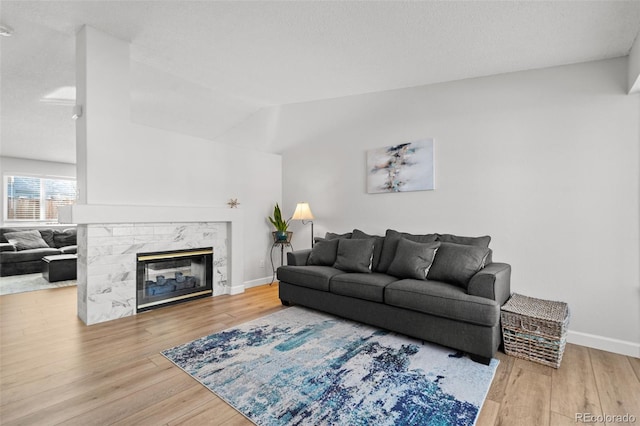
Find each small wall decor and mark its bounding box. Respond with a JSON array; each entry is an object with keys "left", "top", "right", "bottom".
[
  {"left": 366, "top": 138, "right": 435, "bottom": 193},
  {"left": 227, "top": 198, "right": 240, "bottom": 208}
]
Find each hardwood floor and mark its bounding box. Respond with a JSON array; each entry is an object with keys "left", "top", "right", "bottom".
[{"left": 1, "top": 284, "right": 638, "bottom": 425}]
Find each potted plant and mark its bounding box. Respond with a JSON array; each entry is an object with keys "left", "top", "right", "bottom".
[{"left": 268, "top": 203, "right": 291, "bottom": 242}]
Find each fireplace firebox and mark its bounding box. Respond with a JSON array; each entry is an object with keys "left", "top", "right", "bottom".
[{"left": 136, "top": 247, "right": 213, "bottom": 312}]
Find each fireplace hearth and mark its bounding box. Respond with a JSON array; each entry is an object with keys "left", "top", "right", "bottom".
[{"left": 137, "top": 247, "right": 213, "bottom": 312}]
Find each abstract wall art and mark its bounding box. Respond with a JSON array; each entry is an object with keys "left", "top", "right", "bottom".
[{"left": 366, "top": 138, "right": 435, "bottom": 193}]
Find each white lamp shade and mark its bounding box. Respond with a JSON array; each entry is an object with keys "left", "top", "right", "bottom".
[{"left": 291, "top": 202, "right": 314, "bottom": 221}]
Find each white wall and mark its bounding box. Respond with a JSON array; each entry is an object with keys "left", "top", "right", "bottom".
[
  {"left": 0, "top": 156, "right": 76, "bottom": 226},
  {"left": 87, "top": 123, "right": 282, "bottom": 284},
  {"left": 274, "top": 58, "right": 639, "bottom": 356},
  {"left": 76, "top": 27, "right": 281, "bottom": 285}
]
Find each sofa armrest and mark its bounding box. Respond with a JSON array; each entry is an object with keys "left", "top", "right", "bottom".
[
  {"left": 0, "top": 243, "right": 17, "bottom": 253},
  {"left": 467, "top": 262, "right": 511, "bottom": 305},
  {"left": 60, "top": 245, "right": 77, "bottom": 254},
  {"left": 286, "top": 249, "right": 312, "bottom": 266}
]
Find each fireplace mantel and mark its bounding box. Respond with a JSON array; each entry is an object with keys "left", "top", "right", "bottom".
[{"left": 58, "top": 204, "right": 240, "bottom": 224}]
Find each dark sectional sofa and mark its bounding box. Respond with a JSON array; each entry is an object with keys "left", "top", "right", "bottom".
[
  {"left": 277, "top": 229, "right": 511, "bottom": 364},
  {"left": 0, "top": 226, "right": 77, "bottom": 276}
]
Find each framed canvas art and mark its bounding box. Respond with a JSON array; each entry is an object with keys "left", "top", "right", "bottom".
[{"left": 366, "top": 139, "right": 435, "bottom": 193}]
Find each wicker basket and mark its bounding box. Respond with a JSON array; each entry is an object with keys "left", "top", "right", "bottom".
[{"left": 501, "top": 293, "right": 570, "bottom": 368}]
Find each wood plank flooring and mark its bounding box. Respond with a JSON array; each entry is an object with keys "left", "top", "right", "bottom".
[{"left": 1, "top": 284, "right": 638, "bottom": 425}]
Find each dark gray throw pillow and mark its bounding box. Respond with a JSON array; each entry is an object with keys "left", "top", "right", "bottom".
[
  {"left": 307, "top": 238, "right": 340, "bottom": 266},
  {"left": 4, "top": 230, "right": 50, "bottom": 251},
  {"left": 53, "top": 228, "right": 77, "bottom": 248},
  {"left": 351, "top": 229, "right": 384, "bottom": 271},
  {"left": 377, "top": 229, "right": 438, "bottom": 273},
  {"left": 427, "top": 242, "right": 491, "bottom": 289},
  {"left": 325, "top": 231, "right": 352, "bottom": 240},
  {"left": 38, "top": 229, "right": 56, "bottom": 248},
  {"left": 387, "top": 239, "right": 440, "bottom": 280},
  {"left": 333, "top": 238, "right": 375, "bottom": 273},
  {"left": 437, "top": 233, "right": 491, "bottom": 248}
]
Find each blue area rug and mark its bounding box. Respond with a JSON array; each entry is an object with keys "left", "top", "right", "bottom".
[{"left": 162, "top": 307, "right": 498, "bottom": 426}]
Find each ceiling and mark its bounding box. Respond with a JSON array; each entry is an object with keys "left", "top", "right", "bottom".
[{"left": 1, "top": 0, "right": 639, "bottom": 164}]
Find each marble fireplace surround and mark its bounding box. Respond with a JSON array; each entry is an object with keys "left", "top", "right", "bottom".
[{"left": 59, "top": 205, "right": 243, "bottom": 325}]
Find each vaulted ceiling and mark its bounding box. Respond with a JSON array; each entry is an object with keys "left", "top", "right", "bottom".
[{"left": 1, "top": 1, "right": 639, "bottom": 164}]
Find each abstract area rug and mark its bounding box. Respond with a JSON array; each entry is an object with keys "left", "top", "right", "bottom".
[
  {"left": 0, "top": 273, "right": 76, "bottom": 295},
  {"left": 162, "top": 307, "right": 498, "bottom": 426}
]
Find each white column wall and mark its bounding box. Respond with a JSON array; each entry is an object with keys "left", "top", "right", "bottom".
[{"left": 74, "top": 25, "right": 282, "bottom": 317}]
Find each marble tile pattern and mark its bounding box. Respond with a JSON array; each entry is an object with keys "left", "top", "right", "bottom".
[{"left": 77, "top": 222, "right": 228, "bottom": 325}]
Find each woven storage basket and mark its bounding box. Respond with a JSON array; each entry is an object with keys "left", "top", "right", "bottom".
[{"left": 501, "top": 293, "right": 570, "bottom": 368}]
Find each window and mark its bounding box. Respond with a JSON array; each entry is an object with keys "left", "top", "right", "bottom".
[{"left": 4, "top": 175, "right": 76, "bottom": 222}]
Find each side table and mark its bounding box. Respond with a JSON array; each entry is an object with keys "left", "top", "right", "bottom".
[{"left": 270, "top": 240, "right": 294, "bottom": 284}]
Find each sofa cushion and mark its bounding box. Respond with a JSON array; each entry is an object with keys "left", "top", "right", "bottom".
[
  {"left": 333, "top": 238, "right": 375, "bottom": 273},
  {"left": 427, "top": 243, "right": 491, "bottom": 289},
  {"left": 0, "top": 247, "right": 62, "bottom": 263},
  {"left": 325, "top": 231, "right": 352, "bottom": 240},
  {"left": 377, "top": 229, "right": 438, "bottom": 273},
  {"left": 1, "top": 228, "right": 55, "bottom": 246},
  {"left": 330, "top": 272, "right": 398, "bottom": 302},
  {"left": 385, "top": 279, "right": 500, "bottom": 327},
  {"left": 307, "top": 238, "right": 340, "bottom": 266},
  {"left": 437, "top": 233, "right": 491, "bottom": 248},
  {"left": 351, "top": 229, "right": 384, "bottom": 271},
  {"left": 3, "top": 230, "right": 50, "bottom": 251},
  {"left": 0, "top": 228, "right": 27, "bottom": 243},
  {"left": 53, "top": 229, "right": 77, "bottom": 248},
  {"left": 277, "top": 265, "right": 345, "bottom": 291},
  {"left": 387, "top": 239, "right": 440, "bottom": 280},
  {"left": 37, "top": 229, "right": 57, "bottom": 248}
]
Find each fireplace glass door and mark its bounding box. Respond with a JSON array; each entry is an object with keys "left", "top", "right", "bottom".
[{"left": 137, "top": 248, "right": 213, "bottom": 312}]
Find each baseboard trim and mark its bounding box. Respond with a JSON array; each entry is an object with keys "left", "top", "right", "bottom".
[
  {"left": 567, "top": 330, "right": 640, "bottom": 358},
  {"left": 229, "top": 284, "right": 245, "bottom": 295},
  {"left": 244, "top": 276, "right": 275, "bottom": 289}
]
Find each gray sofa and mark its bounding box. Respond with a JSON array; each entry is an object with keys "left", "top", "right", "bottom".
[
  {"left": 277, "top": 229, "right": 511, "bottom": 364},
  {"left": 0, "top": 226, "right": 77, "bottom": 276}
]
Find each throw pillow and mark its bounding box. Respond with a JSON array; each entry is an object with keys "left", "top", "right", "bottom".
[
  {"left": 377, "top": 229, "right": 438, "bottom": 273},
  {"left": 351, "top": 229, "right": 384, "bottom": 271},
  {"left": 53, "top": 228, "right": 77, "bottom": 248},
  {"left": 437, "top": 233, "right": 491, "bottom": 248},
  {"left": 38, "top": 229, "right": 56, "bottom": 248},
  {"left": 427, "top": 242, "right": 491, "bottom": 289},
  {"left": 325, "top": 231, "right": 352, "bottom": 240},
  {"left": 4, "top": 230, "right": 50, "bottom": 251},
  {"left": 307, "top": 238, "right": 340, "bottom": 266},
  {"left": 333, "top": 238, "right": 375, "bottom": 273},
  {"left": 386, "top": 238, "right": 440, "bottom": 280}
]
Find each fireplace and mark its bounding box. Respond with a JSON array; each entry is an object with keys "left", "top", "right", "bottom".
[{"left": 137, "top": 247, "right": 213, "bottom": 312}]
